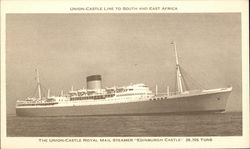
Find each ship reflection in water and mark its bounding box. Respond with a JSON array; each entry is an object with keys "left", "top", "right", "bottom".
[{"left": 7, "top": 112, "right": 242, "bottom": 137}]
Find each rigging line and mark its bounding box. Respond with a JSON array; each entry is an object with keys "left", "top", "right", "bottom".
[
  {"left": 40, "top": 83, "right": 49, "bottom": 97},
  {"left": 174, "top": 68, "right": 177, "bottom": 92},
  {"left": 39, "top": 78, "right": 57, "bottom": 97},
  {"left": 179, "top": 67, "right": 189, "bottom": 91},
  {"left": 180, "top": 67, "right": 205, "bottom": 90},
  {"left": 182, "top": 71, "right": 203, "bottom": 89},
  {"left": 196, "top": 70, "right": 213, "bottom": 88},
  {"left": 181, "top": 63, "right": 212, "bottom": 88},
  {"left": 181, "top": 68, "right": 197, "bottom": 90},
  {"left": 31, "top": 85, "right": 38, "bottom": 97},
  {"left": 186, "top": 68, "right": 205, "bottom": 89}
]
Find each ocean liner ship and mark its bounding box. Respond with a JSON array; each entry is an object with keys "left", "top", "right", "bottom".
[{"left": 16, "top": 42, "right": 232, "bottom": 116}]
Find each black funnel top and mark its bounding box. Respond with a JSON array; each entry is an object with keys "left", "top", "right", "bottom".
[{"left": 86, "top": 75, "right": 102, "bottom": 82}]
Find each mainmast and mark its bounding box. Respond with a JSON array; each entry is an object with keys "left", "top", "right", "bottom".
[
  {"left": 35, "top": 69, "right": 42, "bottom": 99},
  {"left": 171, "top": 41, "right": 184, "bottom": 93}
]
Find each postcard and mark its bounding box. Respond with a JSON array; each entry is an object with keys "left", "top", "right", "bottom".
[{"left": 1, "top": 0, "right": 249, "bottom": 148}]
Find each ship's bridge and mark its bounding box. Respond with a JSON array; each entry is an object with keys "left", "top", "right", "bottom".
[
  {"left": 126, "top": 83, "right": 150, "bottom": 91},
  {"left": 116, "top": 83, "right": 152, "bottom": 94}
]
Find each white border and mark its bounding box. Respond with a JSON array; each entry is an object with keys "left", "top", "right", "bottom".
[{"left": 1, "top": 0, "right": 249, "bottom": 148}]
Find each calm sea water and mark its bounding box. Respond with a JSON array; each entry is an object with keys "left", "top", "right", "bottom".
[{"left": 7, "top": 112, "right": 242, "bottom": 137}]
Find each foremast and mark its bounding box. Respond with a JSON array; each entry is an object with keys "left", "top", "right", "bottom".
[
  {"left": 35, "top": 69, "right": 42, "bottom": 100},
  {"left": 171, "top": 41, "right": 184, "bottom": 94}
]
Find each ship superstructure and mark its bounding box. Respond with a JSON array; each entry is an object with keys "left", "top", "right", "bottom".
[{"left": 16, "top": 42, "right": 232, "bottom": 116}]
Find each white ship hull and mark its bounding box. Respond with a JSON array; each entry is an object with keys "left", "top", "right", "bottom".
[
  {"left": 16, "top": 42, "right": 233, "bottom": 117},
  {"left": 16, "top": 88, "right": 231, "bottom": 117}
]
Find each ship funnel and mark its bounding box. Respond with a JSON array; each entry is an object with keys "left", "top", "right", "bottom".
[{"left": 86, "top": 75, "right": 102, "bottom": 90}]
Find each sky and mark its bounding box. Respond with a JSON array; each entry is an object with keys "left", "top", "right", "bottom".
[{"left": 6, "top": 13, "right": 242, "bottom": 114}]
